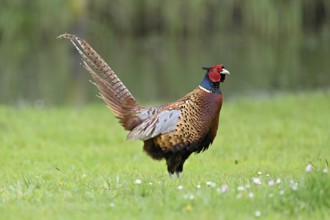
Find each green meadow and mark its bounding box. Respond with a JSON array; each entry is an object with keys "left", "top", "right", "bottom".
[{"left": 0, "top": 91, "right": 329, "bottom": 219}]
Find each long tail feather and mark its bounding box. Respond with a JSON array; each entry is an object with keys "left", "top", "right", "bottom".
[{"left": 57, "top": 33, "right": 140, "bottom": 130}]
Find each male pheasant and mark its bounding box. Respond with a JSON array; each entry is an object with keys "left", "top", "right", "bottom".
[{"left": 58, "top": 34, "right": 230, "bottom": 177}]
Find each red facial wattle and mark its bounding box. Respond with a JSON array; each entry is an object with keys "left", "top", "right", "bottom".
[
  {"left": 208, "top": 64, "right": 223, "bottom": 82},
  {"left": 209, "top": 70, "right": 221, "bottom": 82}
]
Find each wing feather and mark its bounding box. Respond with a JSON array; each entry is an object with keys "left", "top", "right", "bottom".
[{"left": 126, "top": 110, "right": 181, "bottom": 141}]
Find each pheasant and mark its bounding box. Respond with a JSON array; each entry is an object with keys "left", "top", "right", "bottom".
[{"left": 57, "top": 34, "right": 230, "bottom": 177}]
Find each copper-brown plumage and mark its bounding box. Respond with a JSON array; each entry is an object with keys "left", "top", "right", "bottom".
[{"left": 57, "top": 33, "right": 230, "bottom": 177}]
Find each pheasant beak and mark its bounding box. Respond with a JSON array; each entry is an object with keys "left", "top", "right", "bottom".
[
  {"left": 219, "top": 68, "right": 230, "bottom": 83},
  {"left": 220, "top": 68, "right": 230, "bottom": 75}
]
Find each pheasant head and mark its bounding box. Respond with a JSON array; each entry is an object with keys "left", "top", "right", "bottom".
[{"left": 200, "top": 64, "right": 230, "bottom": 94}]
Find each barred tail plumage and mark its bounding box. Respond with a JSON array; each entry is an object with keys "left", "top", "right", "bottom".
[{"left": 57, "top": 33, "right": 140, "bottom": 130}]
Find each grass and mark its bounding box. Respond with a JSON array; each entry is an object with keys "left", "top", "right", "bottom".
[{"left": 0, "top": 91, "right": 329, "bottom": 219}]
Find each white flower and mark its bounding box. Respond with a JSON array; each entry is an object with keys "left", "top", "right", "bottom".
[
  {"left": 305, "top": 164, "right": 313, "bottom": 172},
  {"left": 255, "top": 210, "right": 261, "bottom": 217},
  {"left": 183, "top": 194, "right": 194, "bottom": 200},
  {"left": 323, "top": 168, "right": 328, "bottom": 173},
  {"left": 252, "top": 177, "right": 261, "bottom": 185},
  {"left": 290, "top": 180, "right": 298, "bottom": 191},
  {"left": 134, "top": 179, "right": 142, "bottom": 184},
  {"left": 196, "top": 184, "right": 201, "bottom": 189},
  {"left": 248, "top": 192, "right": 254, "bottom": 198},
  {"left": 206, "top": 181, "right": 216, "bottom": 187},
  {"left": 266, "top": 173, "right": 270, "bottom": 177},
  {"left": 276, "top": 178, "right": 281, "bottom": 184},
  {"left": 149, "top": 182, "right": 153, "bottom": 185},
  {"left": 206, "top": 181, "right": 212, "bottom": 186},
  {"left": 268, "top": 180, "right": 275, "bottom": 186},
  {"left": 237, "top": 186, "right": 245, "bottom": 191},
  {"left": 177, "top": 185, "right": 183, "bottom": 190},
  {"left": 258, "top": 171, "right": 262, "bottom": 175}
]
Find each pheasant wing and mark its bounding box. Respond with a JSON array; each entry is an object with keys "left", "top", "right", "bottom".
[{"left": 127, "top": 109, "right": 181, "bottom": 141}]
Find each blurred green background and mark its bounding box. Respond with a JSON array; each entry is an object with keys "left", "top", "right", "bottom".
[{"left": 0, "top": 0, "right": 329, "bottom": 106}]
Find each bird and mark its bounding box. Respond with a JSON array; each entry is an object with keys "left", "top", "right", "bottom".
[{"left": 57, "top": 33, "right": 230, "bottom": 178}]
